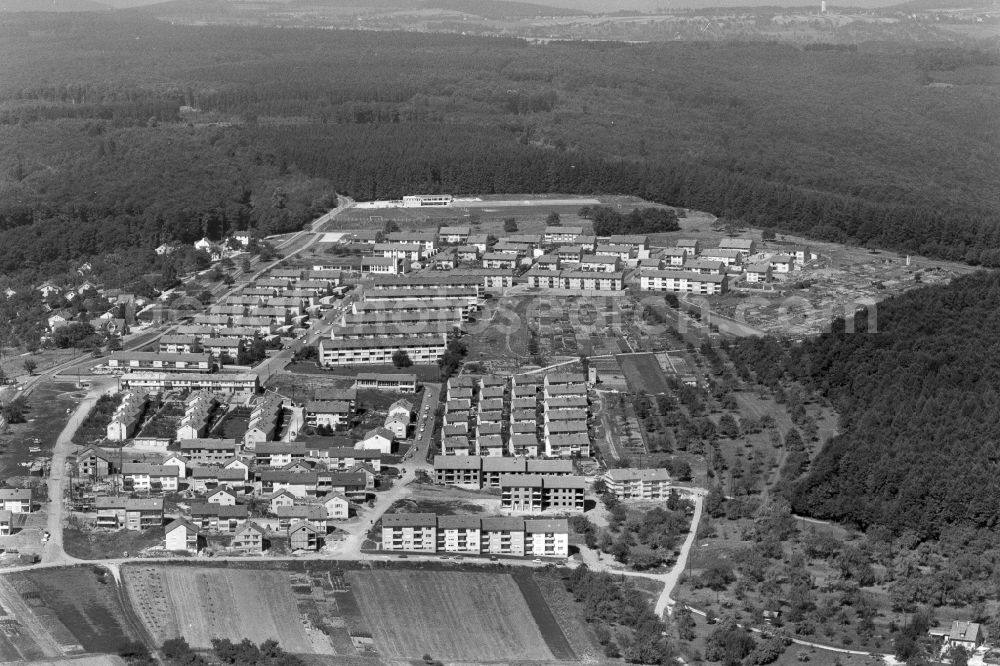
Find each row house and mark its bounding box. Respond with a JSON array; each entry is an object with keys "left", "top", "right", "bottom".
[
  {"left": 594, "top": 244, "right": 634, "bottom": 262},
  {"left": 442, "top": 434, "right": 471, "bottom": 456},
  {"left": 117, "top": 372, "right": 259, "bottom": 394},
  {"left": 545, "top": 432, "right": 591, "bottom": 458},
  {"left": 543, "top": 226, "right": 585, "bottom": 244},
  {"left": 108, "top": 352, "right": 214, "bottom": 373},
  {"left": 577, "top": 255, "right": 621, "bottom": 273},
  {"left": 244, "top": 394, "right": 284, "bottom": 449},
  {"left": 607, "top": 234, "right": 651, "bottom": 259},
  {"left": 375, "top": 242, "right": 424, "bottom": 262},
  {"left": 176, "top": 391, "right": 218, "bottom": 441},
  {"left": 332, "top": 322, "right": 456, "bottom": 341},
  {"left": 201, "top": 338, "right": 242, "bottom": 358},
  {"left": 638, "top": 270, "right": 728, "bottom": 295},
  {"left": 352, "top": 298, "right": 466, "bottom": 320},
  {"left": 661, "top": 248, "right": 690, "bottom": 266},
  {"left": 684, "top": 259, "right": 727, "bottom": 275},
  {"left": 158, "top": 335, "right": 198, "bottom": 354},
  {"left": 386, "top": 231, "right": 436, "bottom": 252},
  {"left": 363, "top": 287, "right": 478, "bottom": 310},
  {"left": 179, "top": 438, "right": 240, "bottom": 465},
  {"left": 701, "top": 248, "right": 745, "bottom": 267},
  {"left": 319, "top": 335, "right": 447, "bottom": 367},
  {"left": 106, "top": 389, "right": 149, "bottom": 442},
  {"left": 439, "top": 225, "right": 471, "bottom": 244}
]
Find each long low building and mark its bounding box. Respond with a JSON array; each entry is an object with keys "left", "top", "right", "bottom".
[
  {"left": 118, "top": 372, "right": 259, "bottom": 394},
  {"left": 354, "top": 373, "right": 418, "bottom": 392},
  {"left": 319, "top": 335, "right": 447, "bottom": 366},
  {"left": 380, "top": 513, "right": 569, "bottom": 557},
  {"left": 638, "top": 269, "right": 728, "bottom": 295},
  {"left": 433, "top": 455, "right": 574, "bottom": 489},
  {"left": 108, "top": 352, "right": 214, "bottom": 373},
  {"left": 525, "top": 269, "right": 624, "bottom": 291}
]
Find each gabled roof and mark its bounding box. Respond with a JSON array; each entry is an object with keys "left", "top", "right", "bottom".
[{"left": 165, "top": 518, "right": 200, "bottom": 535}]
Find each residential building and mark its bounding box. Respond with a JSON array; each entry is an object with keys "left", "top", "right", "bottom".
[
  {"left": 319, "top": 335, "right": 447, "bottom": 366},
  {"left": 179, "top": 438, "right": 240, "bottom": 465},
  {"left": 232, "top": 522, "right": 266, "bottom": 554},
  {"left": 165, "top": 519, "right": 202, "bottom": 553},
  {"left": 189, "top": 503, "right": 249, "bottom": 533},
  {"left": 525, "top": 519, "right": 570, "bottom": 557},
  {"left": 95, "top": 497, "right": 163, "bottom": 530},
  {"left": 381, "top": 513, "right": 437, "bottom": 552},
  {"left": 744, "top": 263, "right": 772, "bottom": 283},
  {"left": 770, "top": 254, "right": 795, "bottom": 273},
  {"left": 118, "top": 372, "right": 259, "bottom": 394},
  {"left": 108, "top": 352, "right": 213, "bottom": 373},
  {"left": 289, "top": 521, "right": 321, "bottom": 551},
  {"left": 357, "top": 427, "right": 395, "bottom": 454},
  {"left": 433, "top": 456, "right": 482, "bottom": 489},
  {"left": 603, "top": 468, "right": 672, "bottom": 500},
  {"left": 354, "top": 373, "right": 418, "bottom": 392},
  {"left": 76, "top": 446, "right": 114, "bottom": 478},
  {"left": 437, "top": 515, "right": 482, "bottom": 554},
  {"left": 499, "top": 475, "right": 586, "bottom": 513},
  {"left": 121, "top": 463, "right": 179, "bottom": 492},
  {"left": 638, "top": 270, "right": 728, "bottom": 295},
  {"left": 305, "top": 400, "right": 353, "bottom": 429}
]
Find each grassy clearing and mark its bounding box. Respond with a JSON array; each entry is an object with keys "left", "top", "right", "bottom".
[
  {"left": 618, "top": 353, "right": 672, "bottom": 395},
  {"left": 0, "top": 381, "right": 77, "bottom": 479},
  {"left": 346, "top": 569, "right": 556, "bottom": 662},
  {"left": 62, "top": 527, "right": 164, "bottom": 560}
]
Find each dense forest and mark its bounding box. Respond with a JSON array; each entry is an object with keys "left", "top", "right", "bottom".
[
  {"left": 0, "top": 13, "right": 997, "bottom": 287},
  {"left": 728, "top": 270, "right": 1000, "bottom": 540}
]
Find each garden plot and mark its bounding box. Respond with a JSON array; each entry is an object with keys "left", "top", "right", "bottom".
[{"left": 122, "top": 566, "right": 335, "bottom": 655}]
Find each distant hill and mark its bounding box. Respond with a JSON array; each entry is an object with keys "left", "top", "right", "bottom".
[
  {"left": 420, "top": 0, "right": 590, "bottom": 17},
  {"left": 888, "top": 0, "right": 994, "bottom": 10},
  {"left": 0, "top": 0, "right": 109, "bottom": 11}
]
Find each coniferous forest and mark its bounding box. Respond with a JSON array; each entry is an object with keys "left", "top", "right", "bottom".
[{"left": 0, "top": 12, "right": 997, "bottom": 289}]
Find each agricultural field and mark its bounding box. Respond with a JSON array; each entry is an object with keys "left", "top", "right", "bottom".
[
  {"left": 122, "top": 565, "right": 336, "bottom": 655},
  {"left": 345, "top": 569, "right": 579, "bottom": 663},
  {"left": 0, "top": 567, "right": 139, "bottom": 661}
]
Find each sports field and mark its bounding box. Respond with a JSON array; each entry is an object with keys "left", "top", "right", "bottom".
[
  {"left": 346, "top": 569, "right": 573, "bottom": 662},
  {"left": 618, "top": 352, "right": 672, "bottom": 394},
  {"left": 123, "top": 566, "right": 335, "bottom": 655}
]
